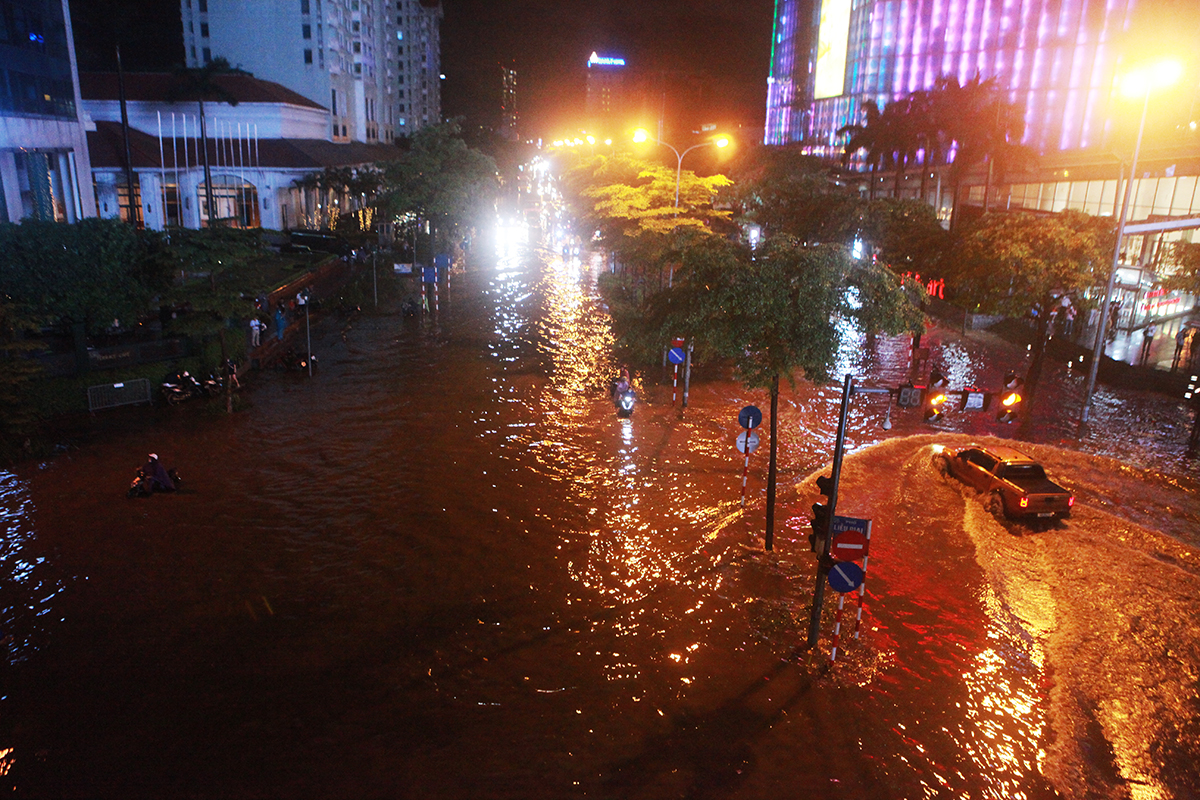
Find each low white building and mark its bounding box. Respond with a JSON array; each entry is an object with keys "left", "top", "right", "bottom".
[{"left": 81, "top": 71, "right": 400, "bottom": 231}]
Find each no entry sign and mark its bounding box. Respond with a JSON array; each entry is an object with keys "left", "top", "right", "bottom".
[{"left": 831, "top": 529, "right": 869, "bottom": 561}]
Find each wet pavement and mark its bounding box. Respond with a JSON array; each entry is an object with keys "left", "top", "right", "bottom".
[{"left": 1, "top": 223, "right": 1198, "bottom": 798}]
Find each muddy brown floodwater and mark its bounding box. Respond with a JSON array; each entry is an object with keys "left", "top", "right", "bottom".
[{"left": 1, "top": 224, "right": 1198, "bottom": 798}]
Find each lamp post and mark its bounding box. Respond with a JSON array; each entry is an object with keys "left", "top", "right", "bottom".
[
  {"left": 1081, "top": 60, "right": 1181, "bottom": 423},
  {"left": 633, "top": 128, "right": 730, "bottom": 209}
]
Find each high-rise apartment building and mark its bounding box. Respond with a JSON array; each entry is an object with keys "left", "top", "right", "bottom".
[
  {"left": 181, "top": 0, "right": 442, "bottom": 144},
  {"left": 0, "top": 0, "right": 96, "bottom": 222},
  {"left": 765, "top": 0, "right": 1150, "bottom": 156}
]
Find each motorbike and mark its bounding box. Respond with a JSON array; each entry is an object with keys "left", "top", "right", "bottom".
[
  {"left": 279, "top": 349, "right": 317, "bottom": 372},
  {"left": 615, "top": 389, "right": 636, "bottom": 418},
  {"left": 201, "top": 372, "right": 224, "bottom": 397},
  {"left": 162, "top": 372, "right": 203, "bottom": 405},
  {"left": 127, "top": 466, "right": 182, "bottom": 498}
]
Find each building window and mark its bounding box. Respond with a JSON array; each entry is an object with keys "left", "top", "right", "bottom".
[
  {"left": 354, "top": 63, "right": 362, "bottom": 75},
  {"left": 304, "top": 49, "right": 313, "bottom": 64},
  {"left": 202, "top": 47, "right": 212, "bottom": 63},
  {"left": 301, "top": 0, "right": 309, "bottom": 12},
  {"left": 352, "top": 21, "right": 360, "bottom": 32},
  {"left": 353, "top": 41, "right": 361, "bottom": 53},
  {"left": 302, "top": 24, "right": 311, "bottom": 39},
  {"left": 200, "top": 22, "right": 209, "bottom": 37},
  {"left": 331, "top": 88, "right": 337, "bottom": 114},
  {"left": 341, "top": 125, "right": 347, "bottom": 136},
  {"left": 198, "top": 0, "right": 207, "bottom": 11}
]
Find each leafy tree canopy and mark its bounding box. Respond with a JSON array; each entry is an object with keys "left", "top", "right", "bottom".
[
  {"left": 721, "top": 144, "right": 857, "bottom": 242},
  {"left": 378, "top": 120, "right": 498, "bottom": 223},
  {"left": 0, "top": 219, "right": 171, "bottom": 333},
  {"left": 561, "top": 151, "right": 731, "bottom": 242},
  {"left": 1161, "top": 241, "right": 1200, "bottom": 298},
  {"left": 950, "top": 210, "right": 1112, "bottom": 316}
]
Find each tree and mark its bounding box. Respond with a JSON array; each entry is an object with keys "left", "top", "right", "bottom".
[
  {"left": 378, "top": 120, "right": 498, "bottom": 254},
  {"left": 857, "top": 198, "right": 950, "bottom": 279},
  {"left": 0, "top": 219, "right": 168, "bottom": 334},
  {"left": 837, "top": 100, "right": 887, "bottom": 200},
  {"left": 950, "top": 210, "right": 1112, "bottom": 428},
  {"left": 0, "top": 295, "right": 42, "bottom": 458},
  {"left": 1161, "top": 241, "right": 1200, "bottom": 298},
  {"left": 652, "top": 236, "right": 923, "bottom": 549},
  {"left": 722, "top": 144, "right": 858, "bottom": 243},
  {"left": 168, "top": 58, "right": 248, "bottom": 226},
  {"left": 561, "top": 151, "right": 732, "bottom": 242},
  {"left": 159, "top": 227, "right": 264, "bottom": 412}
]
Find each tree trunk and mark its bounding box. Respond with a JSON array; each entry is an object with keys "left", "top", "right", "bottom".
[
  {"left": 1018, "top": 310, "right": 1050, "bottom": 438},
  {"left": 764, "top": 374, "right": 780, "bottom": 551}
]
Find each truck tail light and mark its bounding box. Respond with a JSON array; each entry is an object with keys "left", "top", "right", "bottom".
[{"left": 1019, "top": 496, "right": 1029, "bottom": 508}]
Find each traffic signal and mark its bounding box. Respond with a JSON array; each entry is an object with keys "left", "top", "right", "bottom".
[
  {"left": 997, "top": 373, "right": 1024, "bottom": 423},
  {"left": 924, "top": 367, "right": 948, "bottom": 421},
  {"left": 810, "top": 474, "right": 834, "bottom": 553}
]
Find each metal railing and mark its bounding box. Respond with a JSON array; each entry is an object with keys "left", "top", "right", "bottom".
[{"left": 87, "top": 379, "right": 153, "bottom": 412}]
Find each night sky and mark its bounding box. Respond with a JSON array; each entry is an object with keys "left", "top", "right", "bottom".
[{"left": 69, "top": 0, "right": 777, "bottom": 139}]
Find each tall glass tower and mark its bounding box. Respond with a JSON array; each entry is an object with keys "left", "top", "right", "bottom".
[{"left": 765, "top": 0, "right": 1148, "bottom": 156}]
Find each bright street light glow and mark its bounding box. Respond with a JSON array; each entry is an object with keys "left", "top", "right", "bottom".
[
  {"left": 1119, "top": 59, "right": 1183, "bottom": 99},
  {"left": 632, "top": 128, "right": 650, "bottom": 143},
  {"left": 586, "top": 135, "right": 596, "bottom": 145},
  {"left": 714, "top": 135, "right": 731, "bottom": 148}
]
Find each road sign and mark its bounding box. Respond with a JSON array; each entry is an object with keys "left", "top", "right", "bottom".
[
  {"left": 963, "top": 390, "right": 986, "bottom": 410},
  {"left": 831, "top": 528, "right": 869, "bottom": 561},
  {"left": 434, "top": 253, "right": 451, "bottom": 269},
  {"left": 738, "top": 405, "right": 763, "bottom": 429},
  {"left": 668, "top": 347, "right": 686, "bottom": 364},
  {"left": 422, "top": 266, "right": 437, "bottom": 283},
  {"left": 736, "top": 430, "right": 760, "bottom": 454},
  {"left": 828, "top": 561, "right": 865, "bottom": 593}
]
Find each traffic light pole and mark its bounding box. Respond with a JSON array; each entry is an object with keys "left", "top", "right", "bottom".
[
  {"left": 806, "top": 375, "right": 853, "bottom": 648},
  {"left": 805, "top": 376, "right": 891, "bottom": 650}
]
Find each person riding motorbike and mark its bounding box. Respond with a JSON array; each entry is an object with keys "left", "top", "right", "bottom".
[
  {"left": 139, "top": 453, "right": 176, "bottom": 492},
  {"left": 612, "top": 368, "right": 631, "bottom": 400}
]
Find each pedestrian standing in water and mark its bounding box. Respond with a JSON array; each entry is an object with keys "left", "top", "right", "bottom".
[{"left": 1140, "top": 322, "right": 1157, "bottom": 366}]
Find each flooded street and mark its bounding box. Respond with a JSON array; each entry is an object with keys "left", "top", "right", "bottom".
[{"left": 2, "top": 224, "right": 1199, "bottom": 798}]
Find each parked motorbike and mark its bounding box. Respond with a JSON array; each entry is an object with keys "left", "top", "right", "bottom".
[
  {"left": 162, "top": 372, "right": 203, "bottom": 405},
  {"left": 127, "top": 466, "right": 182, "bottom": 498}
]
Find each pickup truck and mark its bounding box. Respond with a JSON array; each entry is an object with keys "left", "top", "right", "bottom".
[{"left": 937, "top": 444, "right": 1074, "bottom": 520}]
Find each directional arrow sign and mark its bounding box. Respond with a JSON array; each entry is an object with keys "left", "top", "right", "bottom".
[
  {"left": 736, "top": 430, "right": 760, "bottom": 454},
  {"left": 738, "top": 405, "right": 763, "bottom": 430},
  {"left": 668, "top": 347, "right": 686, "bottom": 364},
  {"left": 828, "top": 560, "right": 865, "bottom": 593}
]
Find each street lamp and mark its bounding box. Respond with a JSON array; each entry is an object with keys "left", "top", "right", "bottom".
[
  {"left": 1081, "top": 59, "right": 1182, "bottom": 423},
  {"left": 633, "top": 127, "right": 731, "bottom": 209}
]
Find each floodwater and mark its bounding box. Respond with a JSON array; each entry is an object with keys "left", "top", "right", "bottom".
[{"left": 1, "top": 222, "right": 1199, "bottom": 798}]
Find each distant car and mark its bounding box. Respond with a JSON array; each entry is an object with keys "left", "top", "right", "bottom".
[{"left": 936, "top": 444, "right": 1074, "bottom": 520}]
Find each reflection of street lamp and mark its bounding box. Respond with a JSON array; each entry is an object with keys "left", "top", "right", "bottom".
[
  {"left": 1082, "top": 59, "right": 1181, "bottom": 423},
  {"left": 633, "top": 127, "right": 731, "bottom": 209}
]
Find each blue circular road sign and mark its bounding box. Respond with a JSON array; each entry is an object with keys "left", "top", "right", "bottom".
[
  {"left": 738, "top": 405, "right": 763, "bottom": 430},
  {"left": 827, "top": 561, "right": 865, "bottom": 593},
  {"left": 668, "top": 347, "right": 686, "bottom": 365}
]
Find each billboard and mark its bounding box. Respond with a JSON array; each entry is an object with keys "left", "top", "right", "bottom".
[{"left": 814, "top": 0, "right": 852, "bottom": 99}]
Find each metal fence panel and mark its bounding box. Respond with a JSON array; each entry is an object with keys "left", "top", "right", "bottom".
[{"left": 87, "top": 379, "right": 153, "bottom": 412}]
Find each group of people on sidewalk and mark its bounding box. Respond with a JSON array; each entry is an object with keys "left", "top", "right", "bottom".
[{"left": 247, "top": 290, "right": 310, "bottom": 350}]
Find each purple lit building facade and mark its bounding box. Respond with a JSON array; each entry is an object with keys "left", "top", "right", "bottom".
[{"left": 765, "top": 0, "right": 1139, "bottom": 155}]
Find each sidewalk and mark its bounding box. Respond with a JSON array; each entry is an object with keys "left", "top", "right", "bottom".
[{"left": 1105, "top": 316, "right": 1200, "bottom": 373}]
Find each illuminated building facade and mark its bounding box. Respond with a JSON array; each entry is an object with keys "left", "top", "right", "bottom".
[
  {"left": 765, "top": 0, "right": 1141, "bottom": 155},
  {"left": 0, "top": 0, "right": 96, "bottom": 222}
]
